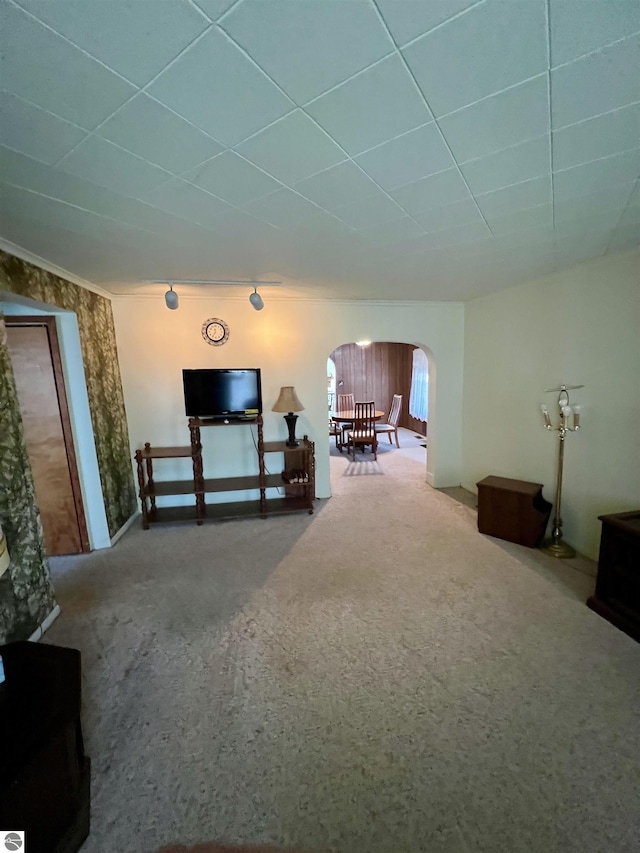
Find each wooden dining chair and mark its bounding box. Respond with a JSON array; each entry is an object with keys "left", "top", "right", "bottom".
[
  {"left": 375, "top": 394, "right": 402, "bottom": 447},
  {"left": 345, "top": 401, "right": 377, "bottom": 461},
  {"left": 328, "top": 418, "right": 342, "bottom": 449},
  {"left": 337, "top": 393, "right": 354, "bottom": 412},
  {"left": 335, "top": 393, "right": 354, "bottom": 452}
]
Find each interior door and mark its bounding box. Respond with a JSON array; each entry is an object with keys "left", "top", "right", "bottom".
[{"left": 5, "top": 316, "right": 89, "bottom": 555}]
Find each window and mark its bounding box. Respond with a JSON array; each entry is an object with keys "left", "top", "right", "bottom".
[{"left": 409, "top": 348, "right": 428, "bottom": 422}]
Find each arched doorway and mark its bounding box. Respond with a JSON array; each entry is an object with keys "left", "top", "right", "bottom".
[
  {"left": 326, "top": 341, "right": 429, "bottom": 473},
  {"left": 329, "top": 341, "right": 428, "bottom": 438}
]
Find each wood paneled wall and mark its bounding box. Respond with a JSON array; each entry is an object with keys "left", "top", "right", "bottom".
[{"left": 329, "top": 342, "right": 427, "bottom": 436}]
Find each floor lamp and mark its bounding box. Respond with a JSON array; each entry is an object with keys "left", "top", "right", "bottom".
[{"left": 540, "top": 384, "right": 583, "bottom": 558}]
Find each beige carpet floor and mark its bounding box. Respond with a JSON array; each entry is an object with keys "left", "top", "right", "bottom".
[{"left": 46, "top": 429, "right": 640, "bottom": 853}]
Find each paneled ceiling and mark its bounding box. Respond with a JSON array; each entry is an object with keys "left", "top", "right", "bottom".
[{"left": 0, "top": 0, "right": 638, "bottom": 301}]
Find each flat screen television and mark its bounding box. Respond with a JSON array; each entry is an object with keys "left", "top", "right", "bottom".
[{"left": 182, "top": 368, "right": 262, "bottom": 420}]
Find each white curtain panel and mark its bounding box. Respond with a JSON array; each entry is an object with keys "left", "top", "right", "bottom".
[{"left": 409, "top": 348, "right": 429, "bottom": 422}]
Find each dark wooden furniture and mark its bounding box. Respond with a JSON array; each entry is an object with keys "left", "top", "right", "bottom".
[
  {"left": 0, "top": 641, "right": 90, "bottom": 853},
  {"left": 476, "top": 475, "right": 552, "bottom": 547},
  {"left": 135, "top": 416, "right": 315, "bottom": 527},
  {"left": 135, "top": 442, "right": 201, "bottom": 528},
  {"left": 330, "top": 409, "right": 384, "bottom": 424},
  {"left": 587, "top": 511, "right": 640, "bottom": 642},
  {"left": 344, "top": 401, "right": 378, "bottom": 461}
]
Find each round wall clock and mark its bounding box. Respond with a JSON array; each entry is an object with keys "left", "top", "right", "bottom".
[{"left": 202, "top": 317, "right": 230, "bottom": 346}]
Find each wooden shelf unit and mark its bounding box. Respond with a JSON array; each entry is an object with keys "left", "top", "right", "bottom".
[
  {"left": 135, "top": 416, "right": 315, "bottom": 528},
  {"left": 134, "top": 441, "right": 201, "bottom": 529}
]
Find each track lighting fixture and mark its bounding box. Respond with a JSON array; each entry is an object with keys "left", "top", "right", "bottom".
[
  {"left": 249, "top": 287, "right": 264, "bottom": 311},
  {"left": 149, "top": 279, "right": 280, "bottom": 311},
  {"left": 164, "top": 283, "right": 179, "bottom": 310}
]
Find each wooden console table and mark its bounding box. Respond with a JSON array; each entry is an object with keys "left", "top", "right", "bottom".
[
  {"left": 476, "top": 475, "right": 552, "bottom": 548},
  {"left": 587, "top": 510, "right": 640, "bottom": 642}
]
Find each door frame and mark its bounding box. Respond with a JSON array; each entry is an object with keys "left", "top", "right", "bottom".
[{"left": 5, "top": 315, "right": 90, "bottom": 553}]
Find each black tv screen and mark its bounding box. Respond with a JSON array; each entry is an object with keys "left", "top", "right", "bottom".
[{"left": 182, "top": 369, "right": 262, "bottom": 419}]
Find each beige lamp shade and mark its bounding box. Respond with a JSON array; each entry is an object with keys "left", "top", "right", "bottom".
[{"left": 272, "top": 386, "right": 305, "bottom": 413}]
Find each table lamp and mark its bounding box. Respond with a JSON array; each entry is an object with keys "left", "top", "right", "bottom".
[{"left": 272, "top": 386, "right": 305, "bottom": 446}]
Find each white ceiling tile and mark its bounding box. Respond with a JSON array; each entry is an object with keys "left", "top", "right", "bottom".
[
  {"left": 485, "top": 204, "right": 554, "bottom": 237},
  {"left": 236, "top": 111, "right": 345, "bottom": 186},
  {"left": 460, "top": 135, "right": 550, "bottom": 196},
  {"left": 142, "top": 177, "right": 234, "bottom": 226},
  {"left": 0, "top": 2, "right": 135, "bottom": 129},
  {"left": 608, "top": 222, "right": 640, "bottom": 251},
  {"left": 411, "top": 197, "right": 484, "bottom": 233},
  {"left": 148, "top": 29, "right": 293, "bottom": 146},
  {"left": 554, "top": 231, "right": 611, "bottom": 265},
  {"left": 357, "top": 216, "right": 425, "bottom": 245},
  {"left": 0, "top": 0, "right": 638, "bottom": 299},
  {"left": 389, "top": 168, "right": 471, "bottom": 216},
  {"left": 403, "top": 0, "right": 547, "bottom": 117},
  {"left": 376, "top": 0, "right": 478, "bottom": 47},
  {"left": 294, "top": 162, "right": 379, "bottom": 210},
  {"left": 18, "top": 0, "right": 209, "bottom": 86},
  {"left": 354, "top": 122, "right": 455, "bottom": 191},
  {"left": 550, "top": 0, "right": 640, "bottom": 67},
  {"left": 193, "top": 0, "right": 237, "bottom": 20},
  {"left": 553, "top": 149, "right": 640, "bottom": 202},
  {"left": 184, "top": 151, "right": 281, "bottom": 205},
  {"left": 0, "top": 145, "right": 193, "bottom": 238},
  {"left": 221, "top": 0, "right": 393, "bottom": 103},
  {"left": 241, "top": 189, "right": 321, "bottom": 227},
  {"left": 0, "top": 91, "right": 87, "bottom": 164},
  {"left": 554, "top": 183, "right": 634, "bottom": 222},
  {"left": 624, "top": 180, "right": 640, "bottom": 210},
  {"left": 552, "top": 104, "right": 640, "bottom": 171},
  {"left": 98, "top": 94, "right": 223, "bottom": 174},
  {"left": 475, "top": 176, "right": 552, "bottom": 219},
  {"left": 0, "top": 143, "right": 118, "bottom": 207},
  {"left": 414, "top": 219, "right": 492, "bottom": 250},
  {"left": 332, "top": 191, "right": 406, "bottom": 230},
  {"left": 439, "top": 76, "right": 549, "bottom": 163},
  {"left": 305, "top": 55, "right": 433, "bottom": 156},
  {"left": 555, "top": 211, "right": 622, "bottom": 240},
  {"left": 0, "top": 182, "right": 151, "bottom": 248},
  {"left": 551, "top": 35, "right": 640, "bottom": 128},
  {"left": 58, "top": 136, "right": 172, "bottom": 197}
]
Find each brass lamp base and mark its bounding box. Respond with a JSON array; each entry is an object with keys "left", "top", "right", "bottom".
[{"left": 541, "top": 539, "right": 576, "bottom": 559}]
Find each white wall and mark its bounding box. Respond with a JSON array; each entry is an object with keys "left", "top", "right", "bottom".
[
  {"left": 112, "top": 295, "right": 465, "bottom": 504},
  {"left": 462, "top": 250, "right": 640, "bottom": 560}
]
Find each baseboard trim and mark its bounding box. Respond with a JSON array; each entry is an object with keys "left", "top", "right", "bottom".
[
  {"left": 110, "top": 511, "right": 139, "bottom": 546},
  {"left": 28, "top": 604, "right": 61, "bottom": 642}
]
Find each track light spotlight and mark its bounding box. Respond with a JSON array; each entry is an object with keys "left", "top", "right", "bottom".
[
  {"left": 249, "top": 287, "right": 264, "bottom": 311},
  {"left": 164, "top": 284, "right": 179, "bottom": 310}
]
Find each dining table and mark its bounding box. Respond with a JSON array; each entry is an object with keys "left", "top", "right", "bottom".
[{"left": 330, "top": 409, "right": 385, "bottom": 425}]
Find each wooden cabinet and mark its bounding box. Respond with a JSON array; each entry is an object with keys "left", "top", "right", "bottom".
[
  {"left": 587, "top": 511, "right": 640, "bottom": 642},
  {"left": 476, "top": 475, "right": 552, "bottom": 548},
  {"left": 135, "top": 416, "right": 315, "bottom": 527}
]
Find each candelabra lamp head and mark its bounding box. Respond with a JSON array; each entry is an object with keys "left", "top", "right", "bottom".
[{"left": 272, "top": 386, "right": 305, "bottom": 446}]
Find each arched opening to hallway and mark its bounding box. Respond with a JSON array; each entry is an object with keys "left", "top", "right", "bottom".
[{"left": 326, "top": 340, "right": 429, "bottom": 483}]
